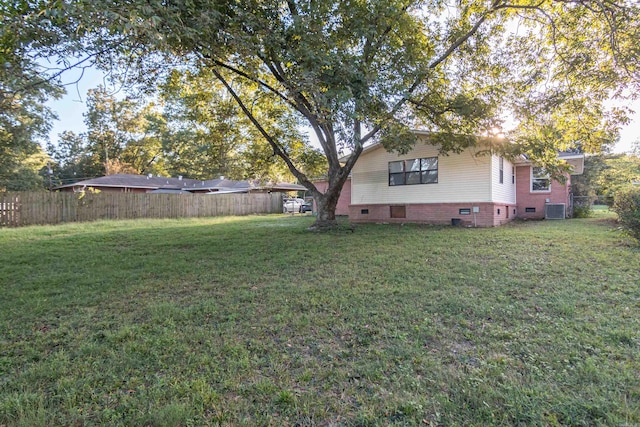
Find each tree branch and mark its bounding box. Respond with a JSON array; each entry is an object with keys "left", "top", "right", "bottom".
[
  {"left": 13, "top": 43, "right": 121, "bottom": 97},
  {"left": 359, "top": 76, "right": 425, "bottom": 146},
  {"left": 428, "top": 6, "right": 497, "bottom": 69},
  {"left": 260, "top": 55, "right": 339, "bottom": 163},
  {"left": 210, "top": 67, "right": 318, "bottom": 192},
  {"left": 201, "top": 53, "right": 295, "bottom": 109},
  {"left": 353, "top": 2, "right": 502, "bottom": 151}
]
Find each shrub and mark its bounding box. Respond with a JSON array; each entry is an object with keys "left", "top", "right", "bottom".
[
  {"left": 611, "top": 187, "right": 640, "bottom": 242},
  {"left": 573, "top": 203, "right": 592, "bottom": 218},
  {"left": 572, "top": 195, "right": 597, "bottom": 218}
]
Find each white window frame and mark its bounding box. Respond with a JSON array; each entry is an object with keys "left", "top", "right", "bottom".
[
  {"left": 389, "top": 157, "right": 438, "bottom": 186},
  {"left": 531, "top": 167, "right": 551, "bottom": 192}
]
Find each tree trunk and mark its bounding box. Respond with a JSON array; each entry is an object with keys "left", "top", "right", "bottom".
[
  {"left": 307, "top": 165, "right": 351, "bottom": 230},
  {"left": 309, "top": 189, "right": 340, "bottom": 230},
  {"left": 306, "top": 141, "right": 361, "bottom": 231}
]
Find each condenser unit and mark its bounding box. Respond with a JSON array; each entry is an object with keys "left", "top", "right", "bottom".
[{"left": 545, "top": 203, "right": 566, "bottom": 220}]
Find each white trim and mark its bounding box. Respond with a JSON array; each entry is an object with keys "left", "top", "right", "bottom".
[{"left": 531, "top": 166, "right": 551, "bottom": 192}]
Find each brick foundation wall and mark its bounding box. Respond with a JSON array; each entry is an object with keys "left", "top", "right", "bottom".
[
  {"left": 349, "top": 202, "right": 516, "bottom": 227},
  {"left": 313, "top": 179, "right": 351, "bottom": 216}
]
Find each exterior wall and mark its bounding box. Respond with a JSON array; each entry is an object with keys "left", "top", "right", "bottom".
[
  {"left": 342, "top": 141, "right": 581, "bottom": 225},
  {"left": 491, "top": 155, "right": 517, "bottom": 204},
  {"left": 313, "top": 178, "right": 351, "bottom": 216},
  {"left": 349, "top": 202, "right": 516, "bottom": 227},
  {"left": 350, "top": 142, "right": 493, "bottom": 205},
  {"left": 515, "top": 165, "right": 571, "bottom": 219},
  {"left": 347, "top": 141, "right": 521, "bottom": 227}
]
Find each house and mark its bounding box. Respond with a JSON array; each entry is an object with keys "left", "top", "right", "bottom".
[
  {"left": 513, "top": 152, "right": 583, "bottom": 221},
  {"left": 54, "top": 174, "right": 307, "bottom": 194},
  {"left": 341, "top": 132, "right": 584, "bottom": 227},
  {"left": 313, "top": 178, "right": 352, "bottom": 216}
]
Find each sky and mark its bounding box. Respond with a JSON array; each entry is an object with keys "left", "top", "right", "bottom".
[{"left": 46, "top": 67, "right": 640, "bottom": 154}]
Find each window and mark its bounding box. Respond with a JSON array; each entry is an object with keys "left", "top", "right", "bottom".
[
  {"left": 531, "top": 167, "right": 550, "bottom": 192},
  {"left": 389, "top": 157, "right": 438, "bottom": 186},
  {"left": 525, "top": 207, "right": 536, "bottom": 213},
  {"left": 360, "top": 209, "right": 369, "bottom": 215},
  {"left": 499, "top": 157, "right": 504, "bottom": 184}
]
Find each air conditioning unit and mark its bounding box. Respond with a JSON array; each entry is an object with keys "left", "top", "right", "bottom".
[{"left": 545, "top": 203, "right": 566, "bottom": 220}]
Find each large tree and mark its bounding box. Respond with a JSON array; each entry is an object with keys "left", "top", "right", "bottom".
[
  {"left": 47, "top": 131, "right": 95, "bottom": 186},
  {"left": 573, "top": 152, "right": 640, "bottom": 203},
  {"left": 46, "top": 75, "right": 325, "bottom": 183},
  {"left": 160, "top": 69, "right": 325, "bottom": 182},
  {"left": 83, "top": 87, "right": 166, "bottom": 175},
  {"left": 27, "top": 0, "right": 640, "bottom": 227},
  {"left": 0, "top": 1, "right": 65, "bottom": 190}
]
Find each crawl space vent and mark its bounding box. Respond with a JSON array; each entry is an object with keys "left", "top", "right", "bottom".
[{"left": 545, "top": 203, "right": 566, "bottom": 220}]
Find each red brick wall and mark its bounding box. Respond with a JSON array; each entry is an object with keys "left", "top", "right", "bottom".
[
  {"left": 313, "top": 178, "right": 351, "bottom": 216},
  {"left": 348, "top": 202, "right": 515, "bottom": 227},
  {"left": 515, "top": 166, "right": 570, "bottom": 219}
]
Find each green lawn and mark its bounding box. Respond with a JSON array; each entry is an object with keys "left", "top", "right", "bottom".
[{"left": 1, "top": 211, "right": 639, "bottom": 426}]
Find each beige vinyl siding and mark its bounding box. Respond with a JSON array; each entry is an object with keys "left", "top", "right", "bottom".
[
  {"left": 351, "top": 143, "right": 492, "bottom": 205},
  {"left": 490, "top": 155, "right": 517, "bottom": 204}
]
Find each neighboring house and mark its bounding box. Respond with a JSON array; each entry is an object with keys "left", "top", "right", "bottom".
[
  {"left": 339, "top": 132, "right": 584, "bottom": 227},
  {"left": 54, "top": 174, "right": 307, "bottom": 194}
]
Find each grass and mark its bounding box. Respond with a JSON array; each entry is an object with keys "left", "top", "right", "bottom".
[{"left": 0, "top": 211, "right": 639, "bottom": 426}]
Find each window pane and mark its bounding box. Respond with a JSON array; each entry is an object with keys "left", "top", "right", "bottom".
[
  {"left": 406, "top": 171, "right": 421, "bottom": 185},
  {"left": 406, "top": 159, "right": 421, "bottom": 172},
  {"left": 389, "top": 161, "right": 404, "bottom": 173},
  {"left": 421, "top": 157, "right": 438, "bottom": 170},
  {"left": 532, "top": 167, "right": 548, "bottom": 179},
  {"left": 422, "top": 170, "right": 438, "bottom": 183},
  {"left": 532, "top": 178, "right": 549, "bottom": 191},
  {"left": 389, "top": 173, "right": 404, "bottom": 186}
]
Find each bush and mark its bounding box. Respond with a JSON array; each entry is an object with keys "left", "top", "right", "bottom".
[
  {"left": 611, "top": 187, "right": 640, "bottom": 242},
  {"left": 572, "top": 195, "right": 597, "bottom": 218},
  {"left": 572, "top": 203, "right": 593, "bottom": 218}
]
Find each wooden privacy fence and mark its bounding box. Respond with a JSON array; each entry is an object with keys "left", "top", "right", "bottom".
[{"left": 0, "top": 191, "right": 283, "bottom": 227}]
